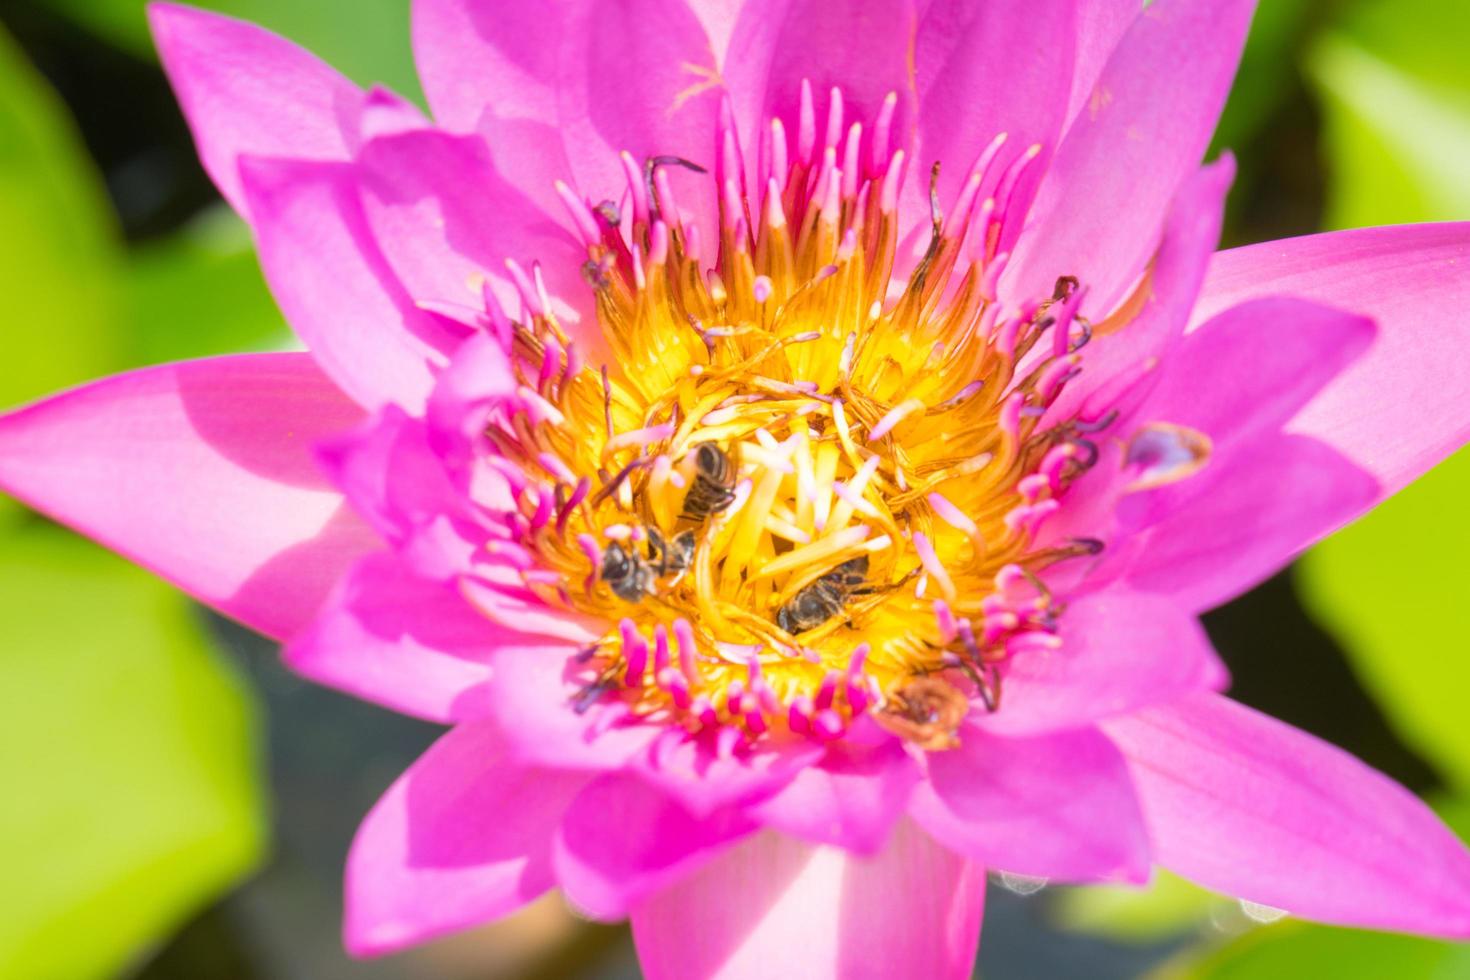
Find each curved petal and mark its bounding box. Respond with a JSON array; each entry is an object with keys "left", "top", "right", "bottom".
[
  {"left": 316, "top": 407, "right": 488, "bottom": 581},
  {"left": 746, "top": 736, "right": 919, "bottom": 853},
  {"left": 631, "top": 821, "right": 985, "bottom": 980},
  {"left": 910, "top": 725, "right": 1150, "bottom": 883},
  {"left": 1107, "top": 297, "right": 1378, "bottom": 539},
  {"left": 974, "top": 589, "right": 1226, "bottom": 737},
  {"left": 413, "top": 0, "right": 722, "bottom": 231},
  {"left": 355, "top": 128, "right": 598, "bottom": 350},
  {"left": 345, "top": 722, "right": 591, "bottom": 956},
  {"left": 238, "top": 156, "right": 463, "bottom": 412},
  {"left": 0, "top": 354, "right": 375, "bottom": 640},
  {"left": 1007, "top": 0, "right": 1255, "bottom": 314},
  {"left": 910, "top": 0, "right": 1077, "bottom": 252},
  {"left": 1143, "top": 297, "right": 1377, "bottom": 458},
  {"left": 283, "top": 553, "right": 512, "bottom": 723},
  {"left": 1122, "top": 434, "right": 1380, "bottom": 612},
  {"left": 631, "top": 728, "right": 822, "bottom": 819},
  {"left": 1194, "top": 223, "right": 1470, "bottom": 497},
  {"left": 1063, "top": 1, "right": 1143, "bottom": 127},
  {"left": 1104, "top": 694, "right": 1470, "bottom": 937},
  {"left": 552, "top": 773, "right": 756, "bottom": 919},
  {"left": 485, "top": 646, "right": 660, "bottom": 771},
  {"left": 149, "top": 3, "right": 366, "bottom": 215}
]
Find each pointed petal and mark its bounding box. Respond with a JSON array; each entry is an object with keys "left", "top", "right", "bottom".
[
  {"left": 1064, "top": 1, "right": 1143, "bottom": 127},
  {"left": 345, "top": 722, "right": 591, "bottom": 956},
  {"left": 631, "top": 822, "right": 985, "bottom": 980},
  {"left": 631, "top": 729, "right": 822, "bottom": 819},
  {"left": 974, "top": 590, "right": 1226, "bottom": 737},
  {"left": 0, "top": 354, "right": 375, "bottom": 640},
  {"left": 1008, "top": 0, "right": 1255, "bottom": 313},
  {"left": 911, "top": 0, "right": 1076, "bottom": 250},
  {"left": 1195, "top": 223, "right": 1470, "bottom": 496},
  {"left": 552, "top": 773, "right": 756, "bottom": 919},
  {"left": 486, "top": 646, "right": 659, "bottom": 771},
  {"left": 1143, "top": 297, "right": 1377, "bottom": 458},
  {"left": 316, "top": 407, "right": 489, "bottom": 581},
  {"left": 1107, "top": 297, "right": 1378, "bottom": 540},
  {"left": 1105, "top": 694, "right": 1470, "bottom": 937},
  {"left": 911, "top": 725, "right": 1150, "bottom": 883},
  {"left": 412, "top": 0, "right": 721, "bottom": 234},
  {"left": 238, "top": 157, "right": 463, "bottom": 412},
  {"left": 1122, "top": 434, "right": 1379, "bottom": 612},
  {"left": 284, "top": 553, "right": 509, "bottom": 723},
  {"left": 746, "top": 737, "right": 920, "bottom": 853},
  {"left": 723, "top": 0, "right": 918, "bottom": 157},
  {"left": 149, "top": 3, "right": 365, "bottom": 215},
  {"left": 1044, "top": 156, "right": 1235, "bottom": 426}
]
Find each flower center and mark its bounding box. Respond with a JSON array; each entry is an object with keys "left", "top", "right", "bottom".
[{"left": 477, "top": 84, "right": 1114, "bottom": 746}]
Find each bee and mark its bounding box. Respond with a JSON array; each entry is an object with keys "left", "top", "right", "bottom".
[
  {"left": 680, "top": 442, "right": 737, "bottom": 521},
  {"left": 874, "top": 676, "right": 969, "bottom": 750},
  {"left": 599, "top": 528, "right": 696, "bottom": 602},
  {"left": 600, "top": 540, "right": 655, "bottom": 602},
  {"left": 647, "top": 527, "right": 696, "bottom": 579},
  {"left": 776, "top": 555, "right": 870, "bottom": 634}
]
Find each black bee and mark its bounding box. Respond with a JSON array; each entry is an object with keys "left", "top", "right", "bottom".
[
  {"left": 600, "top": 540, "right": 654, "bottom": 602},
  {"left": 600, "top": 529, "right": 696, "bottom": 602},
  {"left": 647, "top": 527, "right": 696, "bottom": 578},
  {"left": 776, "top": 555, "right": 870, "bottom": 634},
  {"left": 681, "top": 442, "right": 737, "bottom": 521}
]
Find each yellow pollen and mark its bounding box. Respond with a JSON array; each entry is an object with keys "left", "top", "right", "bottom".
[{"left": 489, "top": 125, "right": 1113, "bottom": 744}]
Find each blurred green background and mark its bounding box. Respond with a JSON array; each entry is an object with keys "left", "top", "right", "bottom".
[{"left": 0, "top": 0, "right": 1467, "bottom": 977}]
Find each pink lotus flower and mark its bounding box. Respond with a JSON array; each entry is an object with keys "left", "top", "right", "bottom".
[{"left": 4, "top": 0, "right": 1470, "bottom": 974}]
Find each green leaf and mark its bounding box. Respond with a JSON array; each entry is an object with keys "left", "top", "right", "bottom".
[
  {"left": 39, "top": 0, "right": 422, "bottom": 104},
  {"left": 1155, "top": 921, "right": 1469, "bottom": 980},
  {"left": 0, "top": 525, "right": 264, "bottom": 980},
  {"left": 1309, "top": 38, "right": 1470, "bottom": 229},
  {"left": 1050, "top": 870, "right": 1229, "bottom": 943},
  {"left": 0, "top": 27, "right": 125, "bottom": 412},
  {"left": 123, "top": 205, "right": 294, "bottom": 366}
]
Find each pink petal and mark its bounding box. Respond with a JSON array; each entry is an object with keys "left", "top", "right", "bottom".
[
  {"left": 632, "top": 729, "right": 823, "bottom": 819},
  {"left": 1007, "top": 0, "right": 1255, "bottom": 314},
  {"left": 1063, "top": 0, "right": 1144, "bottom": 127},
  {"left": 1194, "top": 223, "right": 1470, "bottom": 497},
  {"left": 746, "top": 736, "right": 920, "bottom": 853},
  {"left": 1142, "top": 297, "right": 1377, "bottom": 459},
  {"left": 1107, "top": 296, "right": 1377, "bottom": 537},
  {"left": 485, "top": 646, "right": 660, "bottom": 771},
  {"left": 238, "top": 156, "right": 464, "bottom": 412},
  {"left": 974, "top": 589, "right": 1226, "bottom": 737},
  {"left": 149, "top": 3, "right": 365, "bottom": 215},
  {"left": 910, "top": 0, "right": 1076, "bottom": 252},
  {"left": 552, "top": 773, "right": 756, "bottom": 919},
  {"left": 283, "top": 552, "right": 524, "bottom": 723},
  {"left": 723, "top": 0, "right": 918, "bottom": 164},
  {"left": 910, "top": 725, "right": 1151, "bottom": 883},
  {"left": 355, "top": 129, "right": 598, "bottom": 352},
  {"left": 412, "top": 0, "right": 722, "bottom": 234},
  {"left": 1043, "top": 156, "right": 1235, "bottom": 428},
  {"left": 345, "top": 722, "right": 591, "bottom": 956},
  {"left": 631, "top": 821, "right": 985, "bottom": 980},
  {"left": 316, "top": 406, "right": 492, "bottom": 581},
  {"left": 411, "top": 0, "right": 573, "bottom": 222},
  {"left": 1122, "top": 433, "right": 1379, "bottom": 612},
  {"left": 0, "top": 354, "right": 375, "bottom": 640},
  {"left": 1104, "top": 694, "right": 1470, "bottom": 937}
]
